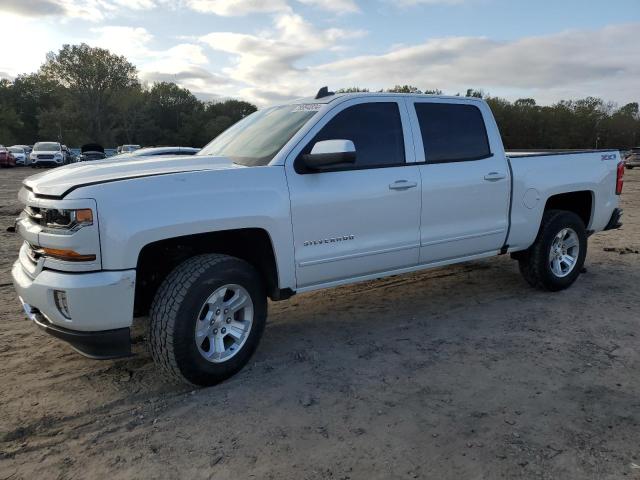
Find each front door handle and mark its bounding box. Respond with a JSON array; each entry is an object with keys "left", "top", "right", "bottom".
[
  {"left": 484, "top": 172, "right": 506, "bottom": 182},
  {"left": 389, "top": 180, "right": 418, "bottom": 191}
]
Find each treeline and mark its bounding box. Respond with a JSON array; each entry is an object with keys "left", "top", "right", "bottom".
[
  {"left": 0, "top": 45, "right": 638, "bottom": 150},
  {"left": 0, "top": 44, "right": 256, "bottom": 147}
]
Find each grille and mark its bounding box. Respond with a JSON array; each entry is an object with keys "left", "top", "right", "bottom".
[{"left": 37, "top": 154, "right": 54, "bottom": 160}]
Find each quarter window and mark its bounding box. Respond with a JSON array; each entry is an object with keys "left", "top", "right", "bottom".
[
  {"left": 414, "top": 103, "right": 491, "bottom": 163},
  {"left": 300, "top": 102, "right": 405, "bottom": 171}
]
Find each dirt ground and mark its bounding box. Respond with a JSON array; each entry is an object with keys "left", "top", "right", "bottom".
[{"left": 0, "top": 166, "right": 639, "bottom": 480}]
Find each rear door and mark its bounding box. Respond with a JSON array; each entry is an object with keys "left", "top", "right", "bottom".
[
  {"left": 408, "top": 99, "right": 510, "bottom": 263},
  {"left": 285, "top": 98, "right": 422, "bottom": 289}
]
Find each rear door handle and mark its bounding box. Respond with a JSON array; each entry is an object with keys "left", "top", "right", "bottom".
[
  {"left": 484, "top": 172, "right": 506, "bottom": 182},
  {"left": 389, "top": 180, "right": 418, "bottom": 191}
]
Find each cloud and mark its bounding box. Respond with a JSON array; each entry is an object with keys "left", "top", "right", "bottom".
[
  {"left": 184, "top": 0, "right": 359, "bottom": 16},
  {"left": 0, "top": 0, "right": 66, "bottom": 17},
  {"left": 393, "top": 0, "right": 467, "bottom": 5},
  {"left": 1, "top": 0, "right": 158, "bottom": 21},
  {"left": 88, "top": 26, "right": 232, "bottom": 91},
  {"left": 90, "top": 26, "right": 154, "bottom": 55},
  {"left": 309, "top": 23, "right": 640, "bottom": 103},
  {"left": 297, "top": 0, "right": 359, "bottom": 14},
  {"left": 141, "top": 67, "right": 227, "bottom": 84},
  {"left": 184, "top": 0, "right": 289, "bottom": 15},
  {"left": 200, "top": 12, "right": 366, "bottom": 88}
]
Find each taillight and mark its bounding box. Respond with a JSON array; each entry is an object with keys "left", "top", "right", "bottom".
[{"left": 616, "top": 161, "right": 624, "bottom": 195}]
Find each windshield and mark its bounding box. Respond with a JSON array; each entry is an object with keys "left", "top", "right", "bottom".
[
  {"left": 198, "top": 105, "right": 318, "bottom": 166},
  {"left": 9, "top": 147, "right": 23, "bottom": 153},
  {"left": 34, "top": 142, "right": 60, "bottom": 151}
]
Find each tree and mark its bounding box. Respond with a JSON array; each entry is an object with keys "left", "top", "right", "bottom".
[
  {"left": 41, "top": 43, "right": 139, "bottom": 143},
  {"left": 387, "top": 85, "right": 422, "bottom": 93}
]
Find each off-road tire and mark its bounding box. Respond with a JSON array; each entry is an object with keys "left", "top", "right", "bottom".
[
  {"left": 149, "top": 254, "right": 267, "bottom": 386},
  {"left": 518, "top": 210, "right": 587, "bottom": 291}
]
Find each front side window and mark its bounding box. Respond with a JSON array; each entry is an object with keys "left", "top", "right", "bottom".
[
  {"left": 415, "top": 103, "right": 491, "bottom": 163},
  {"left": 300, "top": 102, "right": 405, "bottom": 170},
  {"left": 198, "top": 105, "right": 318, "bottom": 166}
]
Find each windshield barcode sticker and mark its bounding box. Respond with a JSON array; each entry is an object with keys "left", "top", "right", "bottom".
[{"left": 293, "top": 104, "right": 323, "bottom": 112}]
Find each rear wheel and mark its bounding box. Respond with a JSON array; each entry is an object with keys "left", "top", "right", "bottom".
[
  {"left": 518, "top": 210, "right": 587, "bottom": 291},
  {"left": 149, "top": 254, "right": 267, "bottom": 386}
]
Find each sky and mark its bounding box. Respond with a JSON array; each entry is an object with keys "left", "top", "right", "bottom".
[{"left": 0, "top": 0, "right": 639, "bottom": 106}]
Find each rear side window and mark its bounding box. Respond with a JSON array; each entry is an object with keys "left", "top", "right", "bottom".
[
  {"left": 302, "top": 102, "right": 405, "bottom": 170},
  {"left": 414, "top": 103, "right": 491, "bottom": 163}
]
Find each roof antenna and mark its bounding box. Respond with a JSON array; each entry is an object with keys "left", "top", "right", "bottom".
[{"left": 315, "top": 86, "right": 334, "bottom": 99}]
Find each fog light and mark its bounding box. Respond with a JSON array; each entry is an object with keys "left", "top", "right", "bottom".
[{"left": 53, "top": 290, "right": 71, "bottom": 319}]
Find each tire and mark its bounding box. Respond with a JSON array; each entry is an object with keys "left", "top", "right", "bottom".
[
  {"left": 518, "top": 210, "right": 587, "bottom": 292},
  {"left": 149, "top": 254, "right": 267, "bottom": 386},
  {"left": 626, "top": 166, "right": 634, "bottom": 170}
]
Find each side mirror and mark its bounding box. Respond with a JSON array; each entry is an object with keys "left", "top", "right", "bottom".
[{"left": 302, "top": 139, "right": 356, "bottom": 170}]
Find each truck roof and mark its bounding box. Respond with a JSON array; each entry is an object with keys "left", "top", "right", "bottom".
[{"left": 287, "top": 91, "right": 485, "bottom": 105}]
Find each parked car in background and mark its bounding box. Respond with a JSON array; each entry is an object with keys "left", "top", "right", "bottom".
[
  {"left": 114, "top": 146, "right": 200, "bottom": 159},
  {"left": 30, "top": 142, "right": 65, "bottom": 167},
  {"left": 104, "top": 148, "right": 117, "bottom": 157},
  {"left": 117, "top": 144, "right": 141, "bottom": 154},
  {"left": 61, "top": 145, "right": 73, "bottom": 165},
  {"left": 8, "top": 146, "right": 28, "bottom": 166},
  {"left": 625, "top": 148, "right": 640, "bottom": 169},
  {"left": 0, "top": 145, "right": 16, "bottom": 167},
  {"left": 78, "top": 143, "right": 106, "bottom": 162}
]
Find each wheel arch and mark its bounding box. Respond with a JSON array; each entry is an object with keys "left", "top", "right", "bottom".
[
  {"left": 543, "top": 190, "right": 594, "bottom": 229},
  {"left": 134, "top": 228, "right": 291, "bottom": 317}
]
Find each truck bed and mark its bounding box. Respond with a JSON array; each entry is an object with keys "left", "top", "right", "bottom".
[
  {"left": 505, "top": 149, "right": 621, "bottom": 252},
  {"left": 507, "top": 149, "right": 619, "bottom": 158}
]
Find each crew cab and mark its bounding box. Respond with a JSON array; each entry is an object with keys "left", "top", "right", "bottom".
[{"left": 11, "top": 90, "right": 625, "bottom": 386}]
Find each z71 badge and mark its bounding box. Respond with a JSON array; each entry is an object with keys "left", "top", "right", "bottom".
[{"left": 303, "top": 235, "right": 355, "bottom": 247}]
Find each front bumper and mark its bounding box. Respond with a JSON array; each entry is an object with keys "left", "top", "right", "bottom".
[
  {"left": 20, "top": 300, "right": 131, "bottom": 359},
  {"left": 12, "top": 260, "right": 136, "bottom": 357},
  {"left": 32, "top": 158, "right": 63, "bottom": 167}
]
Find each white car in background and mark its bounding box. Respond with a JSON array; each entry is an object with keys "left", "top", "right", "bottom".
[
  {"left": 114, "top": 146, "right": 200, "bottom": 159},
  {"left": 30, "top": 142, "right": 65, "bottom": 167},
  {"left": 8, "top": 146, "right": 28, "bottom": 166}
]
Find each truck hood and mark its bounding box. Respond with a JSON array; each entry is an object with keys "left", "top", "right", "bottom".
[{"left": 24, "top": 154, "right": 240, "bottom": 198}]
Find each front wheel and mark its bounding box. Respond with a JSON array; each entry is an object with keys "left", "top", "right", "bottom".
[
  {"left": 149, "top": 254, "right": 267, "bottom": 386},
  {"left": 518, "top": 210, "right": 587, "bottom": 291}
]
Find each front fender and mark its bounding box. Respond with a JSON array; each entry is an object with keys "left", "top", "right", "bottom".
[{"left": 71, "top": 166, "right": 296, "bottom": 291}]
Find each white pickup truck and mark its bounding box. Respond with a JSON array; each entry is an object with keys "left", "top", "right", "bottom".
[{"left": 11, "top": 90, "right": 625, "bottom": 386}]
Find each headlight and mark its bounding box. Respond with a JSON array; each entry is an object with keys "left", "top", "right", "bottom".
[
  {"left": 43, "top": 208, "right": 93, "bottom": 232},
  {"left": 54, "top": 153, "right": 62, "bottom": 159}
]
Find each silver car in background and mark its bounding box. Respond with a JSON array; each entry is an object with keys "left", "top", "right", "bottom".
[
  {"left": 625, "top": 148, "right": 640, "bottom": 169},
  {"left": 113, "top": 146, "right": 200, "bottom": 159},
  {"left": 8, "top": 146, "right": 28, "bottom": 165}
]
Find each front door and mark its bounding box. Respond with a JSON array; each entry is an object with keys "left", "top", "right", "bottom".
[{"left": 286, "top": 99, "right": 422, "bottom": 289}]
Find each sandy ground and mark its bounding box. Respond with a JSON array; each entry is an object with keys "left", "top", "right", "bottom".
[{"left": 0, "top": 166, "right": 639, "bottom": 480}]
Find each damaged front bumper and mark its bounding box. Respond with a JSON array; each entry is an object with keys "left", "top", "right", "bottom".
[{"left": 12, "top": 260, "right": 136, "bottom": 359}]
